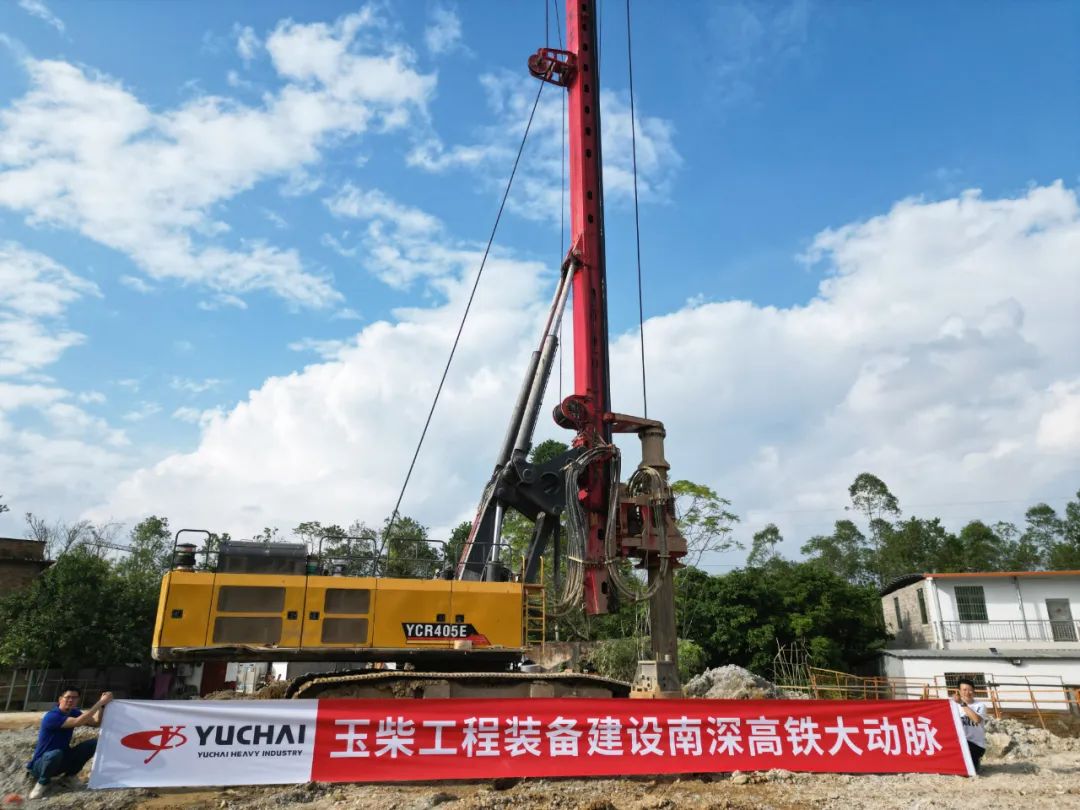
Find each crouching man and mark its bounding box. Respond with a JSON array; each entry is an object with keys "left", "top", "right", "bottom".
[
  {"left": 953, "top": 678, "right": 988, "bottom": 774},
  {"left": 26, "top": 687, "right": 113, "bottom": 799}
]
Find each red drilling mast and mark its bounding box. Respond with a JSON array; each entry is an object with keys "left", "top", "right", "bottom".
[
  {"left": 533, "top": 0, "right": 613, "bottom": 615},
  {"left": 458, "top": 0, "right": 686, "bottom": 696}
]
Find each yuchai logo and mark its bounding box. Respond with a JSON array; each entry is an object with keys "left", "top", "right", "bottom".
[
  {"left": 120, "top": 725, "right": 188, "bottom": 764},
  {"left": 120, "top": 723, "right": 307, "bottom": 763}
]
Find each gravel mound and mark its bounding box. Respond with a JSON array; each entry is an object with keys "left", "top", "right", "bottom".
[
  {"left": 0, "top": 724, "right": 104, "bottom": 800},
  {"left": 683, "top": 665, "right": 792, "bottom": 700},
  {"left": 984, "top": 716, "right": 1080, "bottom": 759},
  {"left": 204, "top": 681, "right": 288, "bottom": 701}
]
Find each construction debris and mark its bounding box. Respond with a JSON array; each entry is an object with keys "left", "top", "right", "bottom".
[
  {"left": 683, "top": 665, "right": 792, "bottom": 700},
  {"left": 984, "top": 716, "right": 1080, "bottom": 759}
]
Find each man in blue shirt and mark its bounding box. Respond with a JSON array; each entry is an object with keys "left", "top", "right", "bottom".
[{"left": 26, "top": 686, "right": 112, "bottom": 799}]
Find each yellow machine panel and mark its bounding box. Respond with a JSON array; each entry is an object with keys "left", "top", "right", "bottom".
[
  {"left": 153, "top": 567, "right": 534, "bottom": 662},
  {"left": 155, "top": 571, "right": 214, "bottom": 649},
  {"left": 370, "top": 579, "right": 454, "bottom": 648},
  {"left": 209, "top": 573, "right": 307, "bottom": 649},
  {"left": 301, "top": 576, "right": 376, "bottom": 649},
  {"left": 450, "top": 580, "right": 527, "bottom": 648}
]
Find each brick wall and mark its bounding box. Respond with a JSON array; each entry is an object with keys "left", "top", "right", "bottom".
[
  {"left": 0, "top": 538, "right": 50, "bottom": 600},
  {"left": 882, "top": 580, "right": 935, "bottom": 648},
  {"left": 0, "top": 537, "right": 46, "bottom": 561}
]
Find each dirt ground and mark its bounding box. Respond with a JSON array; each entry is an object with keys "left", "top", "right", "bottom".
[{"left": 2, "top": 711, "right": 1080, "bottom": 809}]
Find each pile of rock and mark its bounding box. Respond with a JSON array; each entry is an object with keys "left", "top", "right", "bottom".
[
  {"left": 683, "top": 665, "right": 793, "bottom": 700},
  {"left": 984, "top": 716, "right": 1080, "bottom": 759}
]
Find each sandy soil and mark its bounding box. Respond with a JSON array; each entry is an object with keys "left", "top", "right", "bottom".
[{"left": 2, "top": 717, "right": 1079, "bottom": 809}]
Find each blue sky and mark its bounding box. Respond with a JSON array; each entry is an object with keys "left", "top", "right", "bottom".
[{"left": 1, "top": 1, "right": 1078, "bottom": 569}]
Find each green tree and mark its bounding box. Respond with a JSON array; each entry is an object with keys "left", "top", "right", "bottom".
[
  {"left": 671, "top": 480, "right": 740, "bottom": 567},
  {"left": 876, "top": 517, "right": 950, "bottom": 582},
  {"left": 530, "top": 438, "right": 570, "bottom": 465},
  {"left": 995, "top": 521, "right": 1042, "bottom": 570},
  {"left": 383, "top": 515, "right": 439, "bottom": 578},
  {"left": 678, "top": 560, "right": 886, "bottom": 676},
  {"left": 582, "top": 637, "right": 707, "bottom": 684},
  {"left": 848, "top": 473, "right": 901, "bottom": 586},
  {"left": 746, "top": 523, "right": 783, "bottom": 568},
  {"left": 953, "top": 520, "right": 1005, "bottom": 571},
  {"left": 23, "top": 513, "right": 98, "bottom": 558},
  {"left": 293, "top": 520, "right": 377, "bottom": 574},
  {"left": 202, "top": 531, "right": 230, "bottom": 570},
  {"left": 848, "top": 473, "right": 901, "bottom": 522},
  {"left": 0, "top": 546, "right": 156, "bottom": 668},
  {"left": 0, "top": 495, "right": 8, "bottom": 516},
  {"left": 801, "top": 519, "right": 870, "bottom": 585},
  {"left": 292, "top": 521, "right": 329, "bottom": 554},
  {"left": 1048, "top": 491, "right": 1080, "bottom": 569},
  {"left": 252, "top": 526, "right": 280, "bottom": 543},
  {"left": 933, "top": 526, "right": 968, "bottom": 573},
  {"left": 1022, "top": 503, "right": 1064, "bottom": 563},
  {"left": 675, "top": 565, "right": 717, "bottom": 639},
  {"left": 445, "top": 520, "right": 472, "bottom": 570},
  {"left": 116, "top": 516, "right": 173, "bottom": 581}
]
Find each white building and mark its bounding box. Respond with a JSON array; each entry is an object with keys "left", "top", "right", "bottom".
[{"left": 879, "top": 571, "right": 1080, "bottom": 710}]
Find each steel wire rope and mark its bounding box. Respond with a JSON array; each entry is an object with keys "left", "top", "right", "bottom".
[
  {"left": 596, "top": 0, "right": 670, "bottom": 607},
  {"left": 625, "top": 0, "right": 648, "bottom": 417},
  {"left": 377, "top": 80, "right": 548, "bottom": 568},
  {"left": 554, "top": 0, "right": 669, "bottom": 613}
]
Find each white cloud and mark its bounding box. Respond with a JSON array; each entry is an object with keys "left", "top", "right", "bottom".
[
  {"left": 93, "top": 233, "right": 551, "bottom": 536},
  {"left": 288, "top": 337, "right": 349, "bottom": 359},
  {"left": 122, "top": 402, "right": 162, "bottom": 422},
  {"left": 706, "top": 0, "right": 810, "bottom": 105},
  {"left": 170, "top": 376, "right": 223, "bottom": 394},
  {"left": 262, "top": 209, "right": 288, "bottom": 229},
  {"left": 197, "top": 294, "right": 248, "bottom": 311},
  {"left": 0, "top": 378, "right": 135, "bottom": 534},
  {"left": 0, "top": 242, "right": 99, "bottom": 377},
  {"left": 321, "top": 233, "right": 358, "bottom": 258},
  {"left": 89, "top": 183, "right": 1080, "bottom": 559},
  {"left": 119, "top": 275, "right": 154, "bottom": 293},
  {"left": 326, "top": 183, "right": 441, "bottom": 234},
  {"left": 406, "top": 72, "right": 681, "bottom": 222},
  {"left": 17, "top": 0, "right": 64, "bottom": 33},
  {"left": 173, "top": 405, "right": 223, "bottom": 427},
  {"left": 234, "top": 24, "right": 260, "bottom": 64},
  {"left": 424, "top": 5, "right": 464, "bottom": 56},
  {"left": 324, "top": 183, "right": 474, "bottom": 288},
  {"left": 1037, "top": 381, "right": 1080, "bottom": 453},
  {"left": 0, "top": 8, "right": 436, "bottom": 309},
  {"left": 44, "top": 401, "right": 128, "bottom": 446}
]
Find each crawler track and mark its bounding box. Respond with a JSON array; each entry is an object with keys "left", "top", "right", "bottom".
[{"left": 285, "top": 669, "right": 631, "bottom": 700}]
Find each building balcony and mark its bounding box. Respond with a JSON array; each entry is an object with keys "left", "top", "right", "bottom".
[{"left": 942, "top": 620, "right": 1080, "bottom": 645}]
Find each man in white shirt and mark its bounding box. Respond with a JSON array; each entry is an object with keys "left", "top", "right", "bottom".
[{"left": 954, "top": 678, "right": 988, "bottom": 773}]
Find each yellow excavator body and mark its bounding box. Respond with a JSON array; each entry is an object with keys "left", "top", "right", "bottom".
[{"left": 152, "top": 570, "right": 536, "bottom": 663}]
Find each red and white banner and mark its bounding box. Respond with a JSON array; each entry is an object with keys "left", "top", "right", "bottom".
[{"left": 90, "top": 697, "right": 973, "bottom": 788}]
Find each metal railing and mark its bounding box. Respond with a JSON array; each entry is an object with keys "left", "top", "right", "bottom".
[
  {"left": 941, "top": 619, "right": 1080, "bottom": 644},
  {"left": 171, "top": 530, "right": 453, "bottom": 580},
  {"left": 799, "top": 667, "right": 1080, "bottom": 730}
]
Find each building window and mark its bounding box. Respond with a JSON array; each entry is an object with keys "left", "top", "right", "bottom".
[
  {"left": 954, "top": 585, "right": 988, "bottom": 622},
  {"left": 944, "top": 672, "right": 987, "bottom": 697},
  {"left": 893, "top": 597, "right": 903, "bottom": 629},
  {"left": 917, "top": 588, "right": 929, "bottom": 624}
]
